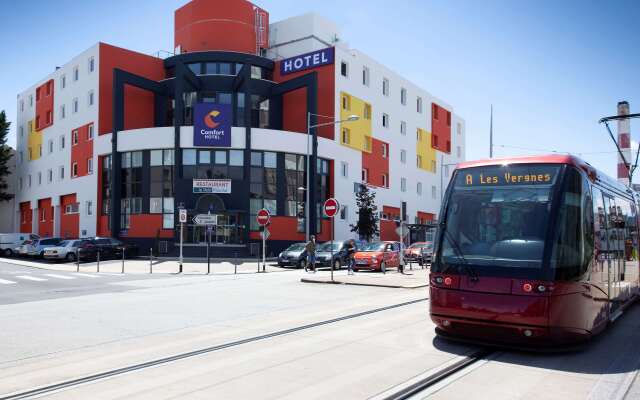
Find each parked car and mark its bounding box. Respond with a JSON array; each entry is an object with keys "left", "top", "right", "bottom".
[
  {"left": 403, "top": 242, "right": 432, "bottom": 264},
  {"left": 18, "top": 237, "right": 63, "bottom": 258},
  {"left": 419, "top": 242, "right": 434, "bottom": 266},
  {"left": 43, "top": 239, "right": 98, "bottom": 262},
  {"left": 277, "top": 243, "right": 307, "bottom": 268},
  {"left": 89, "top": 237, "right": 139, "bottom": 259},
  {"left": 315, "top": 240, "right": 366, "bottom": 269},
  {"left": 0, "top": 233, "right": 39, "bottom": 257},
  {"left": 353, "top": 241, "right": 402, "bottom": 273}
]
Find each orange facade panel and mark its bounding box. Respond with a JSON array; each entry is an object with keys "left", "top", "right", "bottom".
[
  {"left": 38, "top": 198, "right": 54, "bottom": 237},
  {"left": 35, "top": 80, "right": 54, "bottom": 131},
  {"left": 20, "top": 202, "right": 32, "bottom": 234},
  {"left": 60, "top": 194, "right": 79, "bottom": 239},
  {"left": 362, "top": 138, "right": 390, "bottom": 188},
  {"left": 431, "top": 103, "right": 451, "bottom": 154},
  {"left": 70, "top": 123, "right": 95, "bottom": 179}
]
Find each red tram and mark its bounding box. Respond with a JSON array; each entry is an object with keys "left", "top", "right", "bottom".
[{"left": 430, "top": 155, "right": 640, "bottom": 347}]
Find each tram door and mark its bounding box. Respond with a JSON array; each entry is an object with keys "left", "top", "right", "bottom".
[
  {"left": 591, "top": 188, "right": 610, "bottom": 307},
  {"left": 603, "top": 195, "right": 622, "bottom": 315}
]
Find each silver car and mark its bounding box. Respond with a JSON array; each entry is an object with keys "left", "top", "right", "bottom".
[
  {"left": 43, "top": 240, "right": 91, "bottom": 262},
  {"left": 18, "top": 238, "right": 63, "bottom": 258}
]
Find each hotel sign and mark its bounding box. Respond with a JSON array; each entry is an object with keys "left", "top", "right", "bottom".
[
  {"left": 193, "top": 103, "right": 232, "bottom": 147},
  {"left": 280, "top": 47, "right": 334, "bottom": 75},
  {"left": 193, "top": 179, "right": 232, "bottom": 194}
]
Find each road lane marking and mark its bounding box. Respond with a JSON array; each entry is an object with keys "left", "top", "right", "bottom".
[
  {"left": 45, "top": 274, "right": 76, "bottom": 280},
  {"left": 0, "top": 278, "right": 17, "bottom": 285},
  {"left": 15, "top": 275, "right": 47, "bottom": 282},
  {"left": 72, "top": 273, "right": 100, "bottom": 278}
]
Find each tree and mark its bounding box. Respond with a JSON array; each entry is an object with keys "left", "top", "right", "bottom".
[
  {"left": 350, "top": 184, "right": 379, "bottom": 241},
  {"left": 0, "top": 111, "right": 13, "bottom": 202}
]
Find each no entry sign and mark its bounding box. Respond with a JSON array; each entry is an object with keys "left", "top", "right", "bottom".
[
  {"left": 256, "top": 209, "right": 271, "bottom": 226},
  {"left": 323, "top": 198, "right": 340, "bottom": 218}
]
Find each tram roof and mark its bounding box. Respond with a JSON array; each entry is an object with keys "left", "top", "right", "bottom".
[{"left": 456, "top": 154, "right": 634, "bottom": 197}]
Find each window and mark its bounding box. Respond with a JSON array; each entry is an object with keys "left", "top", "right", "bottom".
[
  {"left": 46, "top": 81, "right": 52, "bottom": 96},
  {"left": 400, "top": 88, "right": 407, "bottom": 105},
  {"left": 431, "top": 160, "right": 437, "bottom": 173},
  {"left": 20, "top": 99, "right": 24, "bottom": 112},
  {"left": 417, "top": 155, "right": 422, "bottom": 168},
  {"left": 149, "top": 149, "right": 174, "bottom": 229},
  {"left": 61, "top": 75, "right": 66, "bottom": 89},
  {"left": 39, "top": 145, "right": 43, "bottom": 157},
  {"left": 36, "top": 88, "right": 41, "bottom": 101},
  {"left": 382, "top": 78, "right": 389, "bottom": 96},
  {"left": 432, "top": 185, "right": 437, "bottom": 199},
  {"left": 88, "top": 90, "right": 94, "bottom": 106},
  {"left": 28, "top": 175, "right": 32, "bottom": 187},
  {"left": 87, "top": 158, "right": 93, "bottom": 175},
  {"left": 250, "top": 151, "right": 278, "bottom": 230},
  {"left": 340, "top": 205, "right": 348, "bottom": 220},
  {"left": 341, "top": 161, "right": 348, "bottom": 178},
  {"left": 88, "top": 56, "right": 95, "bottom": 73},
  {"left": 72, "top": 162, "right": 78, "bottom": 177},
  {"left": 457, "top": 122, "right": 462, "bottom": 135},
  {"left": 65, "top": 203, "right": 79, "bottom": 214},
  {"left": 382, "top": 113, "right": 389, "bottom": 128},
  {"left": 60, "top": 104, "right": 66, "bottom": 119},
  {"left": 401, "top": 178, "right": 406, "bottom": 192},
  {"left": 447, "top": 111, "right": 451, "bottom": 126},
  {"left": 29, "top": 94, "right": 33, "bottom": 107},
  {"left": 444, "top": 165, "right": 450, "bottom": 177},
  {"left": 73, "top": 98, "right": 78, "bottom": 113},
  {"left": 417, "top": 129, "right": 422, "bottom": 141},
  {"left": 417, "top": 182, "right": 422, "bottom": 195},
  {"left": 40, "top": 208, "right": 46, "bottom": 222},
  {"left": 250, "top": 65, "right": 263, "bottom": 79},
  {"left": 362, "top": 66, "right": 370, "bottom": 86},
  {"left": 46, "top": 110, "right": 52, "bottom": 124},
  {"left": 457, "top": 146, "right": 462, "bottom": 158},
  {"left": 86, "top": 201, "right": 93, "bottom": 216},
  {"left": 88, "top": 124, "right": 94, "bottom": 140},
  {"left": 73, "top": 66, "right": 79, "bottom": 81},
  {"left": 47, "top": 169, "right": 53, "bottom": 183},
  {"left": 341, "top": 94, "right": 350, "bottom": 111},
  {"left": 364, "top": 103, "right": 371, "bottom": 120},
  {"left": 59, "top": 166, "right": 64, "bottom": 180},
  {"left": 341, "top": 61, "right": 348, "bottom": 77},
  {"left": 417, "top": 97, "right": 423, "bottom": 113},
  {"left": 341, "top": 128, "right": 350, "bottom": 144},
  {"left": 48, "top": 140, "right": 54, "bottom": 154},
  {"left": 400, "top": 150, "right": 406, "bottom": 164},
  {"left": 400, "top": 121, "right": 406, "bottom": 136},
  {"left": 72, "top": 130, "right": 78, "bottom": 145},
  {"left": 19, "top": 126, "right": 23, "bottom": 137},
  {"left": 362, "top": 168, "right": 368, "bottom": 182},
  {"left": 382, "top": 143, "right": 388, "bottom": 158},
  {"left": 433, "top": 104, "right": 439, "bottom": 120},
  {"left": 60, "top": 135, "right": 65, "bottom": 150},
  {"left": 19, "top": 177, "right": 23, "bottom": 190},
  {"left": 364, "top": 136, "right": 372, "bottom": 152},
  {"left": 382, "top": 174, "right": 388, "bottom": 188},
  {"left": 38, "top": 172, "right": 42, "bottom": 185}
]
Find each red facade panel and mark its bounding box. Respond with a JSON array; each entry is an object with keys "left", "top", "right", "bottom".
[
  {"left": 127, "top": 215, "right": 174, "bottom": 238},
  {"left": 174, "top": 0, "right": 268, "bottom": 54},
  {"left": 35, "top": 79, "right": 54, "bottom": 131},
  {"left": 20, "top": 202, "right": 32, "bottom": 234},
  {"left": 248, "top": 218, "right": 331, "bottom": 242},
  {"left": 272, "top": 58, "right": 335, "bottom": 140},
  {"left": 98, "top": 43, "right": 165, "bottom": 135},
  {"left": 417, "top": 211, "right": 435, "bottom": 224},
  {"left": 71, "top": 123, "right": 94, "bottom": 179},
  {"left": 38, "top": 198, "right": 53, "bottom": 237},
  {"left": 380, "top": 206, "right": 400, "bottom": 242},
  {"left": 431, "top": 103, "right": 451, "bottom": 154},
  {"left": 60, "top": 194, "right": 79, "bottom": 239},
  {"left": 362, "top": 138, "right": 390, "bottom": 188}
]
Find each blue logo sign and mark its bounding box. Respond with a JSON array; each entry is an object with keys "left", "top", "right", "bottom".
[
  {"left": 280, "top": 47, "right": 334, "bottom": 75},
  {"left": 194, "top": 103, "right": 232, "bottom": 147}
]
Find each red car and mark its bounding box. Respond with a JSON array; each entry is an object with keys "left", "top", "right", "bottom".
[
  {"left": 353, "top": 241, "right": 401, "bottom": 273},
  {"left": 403, "top": 242, "right": 432, "bottom": 263}
]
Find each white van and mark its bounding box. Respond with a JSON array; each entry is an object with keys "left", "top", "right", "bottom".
[{"left": 0, "top": 233, "right": 39, "bottom": 257}]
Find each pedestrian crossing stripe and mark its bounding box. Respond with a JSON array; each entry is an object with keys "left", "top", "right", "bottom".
[
  {"left": 72, "top": 273, "right": 100, "bottom": 278},
  {"left": 0, "top": 278, "right": 17, "bottom": 285},
  {"left": 45, "top": 274, "right": 75, "bottom": 280},
  {"left": 14, "top": 275, "right": 47, "bottom": 282}
]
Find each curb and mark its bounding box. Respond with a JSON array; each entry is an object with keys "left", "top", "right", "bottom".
[{"left": 300, "top": 278, "right": 429, "bottom": 289}]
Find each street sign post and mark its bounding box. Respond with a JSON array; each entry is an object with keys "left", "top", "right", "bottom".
[
  {"left": 323, "top": 198, "right": 340, "bottom": 282},
  {"left": 194, "top": 214, "right": 218, "bottom": 225},
  {"left": 179, "top": 209, "right": 187, "bottom": 224},
  {"left": 256, "top": 209, "right": 271, "bottom": 272},
  {"left": 178, "top": 205, "right": 186, "bottom": 273}
]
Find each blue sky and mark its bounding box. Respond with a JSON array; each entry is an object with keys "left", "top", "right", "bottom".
[{"left": 1, "top": 0, "right": 638, "bottom": 179}]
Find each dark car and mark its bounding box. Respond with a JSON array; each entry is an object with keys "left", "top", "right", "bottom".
[
  {"left": 90, "top": 237, "right": 140, "bottom": 259},
  {"left": 43, "top": 239, "right": 99, "bottom": 262},
  {"left": 315, "top": 240, "right": 365, "bottom": 269},
  {"left": 277, "top": 243, "right": 307, "bottom": 268},
  {"left": 419, "top": 242, "right": 434, "bottom": 265}
]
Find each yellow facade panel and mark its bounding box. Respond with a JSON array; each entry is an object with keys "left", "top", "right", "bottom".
[
  {"left": 416, "top": 128, "right": 436, "bottom": 173},
  {"left": 27, "top": 119, "right": 42, "bottom": 161},
  {"left": 339, "top": 92, "right": 372, "bottom": 153}
]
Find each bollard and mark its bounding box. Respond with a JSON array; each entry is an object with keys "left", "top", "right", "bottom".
[
  {"left": 257, "top": 252, "right": 260, "bottom": 273},
  {"left": 76, "top": 248, "right": 80, "bottom": 272},
  {"left": 234, "top": 252, "right": 238, "bottom": 274},
  {"left": 150, "top": 248, "right": 153, "bottom": 274},
  {"left": 96, "top": 251, "right": 100, "bottom": 273},
  {"left": 121, "top": 247, "right": 125, "bottom": 274}
]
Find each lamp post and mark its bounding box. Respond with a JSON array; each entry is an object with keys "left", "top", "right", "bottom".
[{"left": 304, "top": 112, "right": 359, "bottom": 242}]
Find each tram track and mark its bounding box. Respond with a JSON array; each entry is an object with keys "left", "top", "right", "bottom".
[
  {"left": 0, "top": 297, "right": 427, "bottom": 400},
  {"left": 373, "top": 348, "right": 496, "bottom": 400}
]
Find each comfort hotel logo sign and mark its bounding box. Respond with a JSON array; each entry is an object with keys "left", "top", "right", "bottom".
[
  {"left": 280, "top": 47, "right": 334, "bottom": 75},
  {"left": 194, "top": 103, "right": 231, "bottom": 147}
]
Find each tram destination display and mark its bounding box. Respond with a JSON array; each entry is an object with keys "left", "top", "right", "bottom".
[{"left": 455, "top": 164, "right": 560, "bottom": 187}]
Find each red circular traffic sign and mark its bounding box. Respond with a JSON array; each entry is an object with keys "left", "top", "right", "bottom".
[
  {"left": 323, "top": 198, "right": 340, "bottom": 218},
  {"left": 256, "top": 209, "right": 271, "bottom": 226}
]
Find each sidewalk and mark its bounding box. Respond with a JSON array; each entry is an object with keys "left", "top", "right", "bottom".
[
  {"left": 301, "top": 266, "right": 429, "bottom": 289},
  {"left": 0, "top": 257, "right": 290, "bottom": 275}
]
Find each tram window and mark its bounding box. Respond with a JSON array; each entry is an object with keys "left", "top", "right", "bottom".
[{"left": 551, "top": 168, "right": 587, "bottom": 279}]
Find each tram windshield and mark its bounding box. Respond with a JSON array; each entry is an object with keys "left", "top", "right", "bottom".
[{"left": 436, "top": 164, "right": 561, "bottom": 271}]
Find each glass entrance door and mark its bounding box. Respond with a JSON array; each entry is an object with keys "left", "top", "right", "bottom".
[{"left": 187, "top": 213, "right": 245, "bottom": 245}]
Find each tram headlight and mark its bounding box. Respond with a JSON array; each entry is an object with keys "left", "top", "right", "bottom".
[
  {"left": 537, "top": 285, "right": 546, "bottom": 292},
  {"left": 434, "top": 276, "right": 444, "bottom": 285}
]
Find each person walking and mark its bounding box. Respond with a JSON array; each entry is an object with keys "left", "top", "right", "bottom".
[
  {"left": 347, "top": 239, "right": 356, "bottom": 275},
  {"left": 305, "top": 235, "right": 317, "bottom": 273}
]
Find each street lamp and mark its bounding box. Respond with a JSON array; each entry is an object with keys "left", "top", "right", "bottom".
[
  {"left": 440, "top": 155, "right": 459, "bottom": 202},
  {"left": 304, "top": 112, "right": 359, "bottom": 242}
]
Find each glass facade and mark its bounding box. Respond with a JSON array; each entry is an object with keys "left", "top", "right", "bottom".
[{"left": 183, "top": 149, "right": 244, "bottom": 180}]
